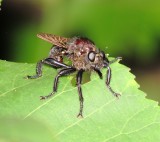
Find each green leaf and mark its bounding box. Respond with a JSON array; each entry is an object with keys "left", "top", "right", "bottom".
[{"left": 0, "top": 59, "right": 160, "bottom": 142}]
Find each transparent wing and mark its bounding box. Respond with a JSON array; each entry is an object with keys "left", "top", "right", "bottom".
[{"left": 37, "top": 33, "right": 70, "bottom": 48}]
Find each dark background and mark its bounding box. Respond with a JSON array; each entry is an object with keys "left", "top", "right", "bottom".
[{"left": 0, "top": 0, "right": 160, "bottom": 103}]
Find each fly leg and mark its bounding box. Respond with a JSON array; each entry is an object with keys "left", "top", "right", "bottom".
[
  {"left": 106, "top": 66, "right": 120, "bottom": 98},
  {"left": 94, "top": 68, "right": 103, "bottom": 79},
  {"left": 76, "top": 69, "right": 84, "bottom": 118},
  {"left": 26, "top": 58, "right": 71, "bottom": 79},
  {"left": 40, "top": 67, "right": 76, "bottom": 100}
]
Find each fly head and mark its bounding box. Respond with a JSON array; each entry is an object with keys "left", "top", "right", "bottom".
[{"left": 88, "top": 50, "right": 109, "bottom": 69}]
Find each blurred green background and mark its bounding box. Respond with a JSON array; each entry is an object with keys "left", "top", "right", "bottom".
[{"left": 0, "top": 0, "right": 160, "bottom": 102}]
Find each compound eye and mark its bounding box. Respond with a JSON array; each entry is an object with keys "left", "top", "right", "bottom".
[{"left": 88, "top": 51, "right": 96, "bottom": 62}]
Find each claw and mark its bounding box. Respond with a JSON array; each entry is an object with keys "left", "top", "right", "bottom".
[
  {"left": 114, "top": 93, "right": 121, "bottom": 99},
  {"left": 24, "top": 76, "right": 29, "bottom": 79},
  {"left": 40, "top": 96, "right": 47, "bottom": 100},
  {"left": 77, "top": 113, "right": 83, "bottom": 118},
  {"left": 117, "top": 57, "right": 122, "bottom": 61},
  {"left": 40, "top": 92, "right": 55, "bottom": 100}
]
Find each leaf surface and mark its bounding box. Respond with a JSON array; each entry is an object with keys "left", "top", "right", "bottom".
[{"left": 0, "top": 60, "right": 160, "bottom": 142}]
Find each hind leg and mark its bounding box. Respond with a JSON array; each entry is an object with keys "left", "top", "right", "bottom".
[{"left": 26, "top": 58, "right": 72, "bottom": 79}]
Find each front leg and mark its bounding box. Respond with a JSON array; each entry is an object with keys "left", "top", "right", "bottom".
[
  {"left": 76, "top": 69, "right": 84, "bottom": 118},
  {"left": 26, "top": 58, "right": 72, "bottom": 79},
  {"left": 40, "top": 67, "right": 76, "bottom": 100},
  {"left": 94, "top": 68, "right": 103, "bottom": 79},
  {"left": 109, "top": 57, "right": 122, "bottom": 64},
  {"left": 106, "top": 66, "right": 120, "bottom": 97}
]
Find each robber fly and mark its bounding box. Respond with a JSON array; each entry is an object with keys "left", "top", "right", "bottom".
[{"left": 26, "top": 33, "right": 122, "bottom": 117}]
